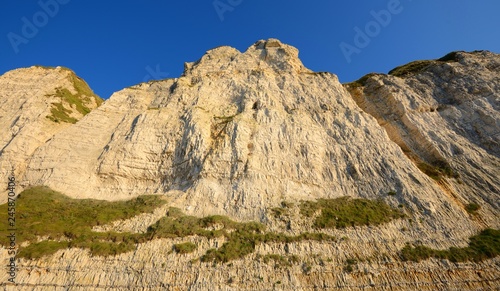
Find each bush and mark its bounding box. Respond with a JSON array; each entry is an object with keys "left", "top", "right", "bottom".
[
  {"left": 401, "top": 229, "right": 499, "bottom": 262},
  {"left": 300, "top": 197, "right": 405, "bottom": 229},
  {"left": 417, "top": 161, "right": 458, "bottom": 181},
  {"left": 173, "top": 242, "right": 197, "bottom": 254},
  {"left": 465, "top": 203, "right": 481, "bottom": 214},
  {"left": 388, "top": 60, "right": 437, "bottom": 77},
  {"left": 0, "top": 186, "right": 165, "bottom": 258}
]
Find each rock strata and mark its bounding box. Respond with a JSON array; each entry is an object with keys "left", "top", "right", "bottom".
[{"left": 0, "top": 40, "right": 498, "bottom": 290}]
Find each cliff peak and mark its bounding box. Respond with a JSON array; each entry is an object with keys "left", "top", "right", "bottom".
[{"left": 183, "top": 38, "right": 310, "bottom": 76}]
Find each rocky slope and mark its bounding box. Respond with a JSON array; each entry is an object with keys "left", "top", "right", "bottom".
[
  {"left": 0, "top": 66, "right": 102, "bottom": 199},
  {"left": 0, "top": 40, "right": 498, "bottom": 290}
]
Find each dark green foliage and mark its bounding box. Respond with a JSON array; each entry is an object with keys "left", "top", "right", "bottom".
[
  {"left": 388, "top": 51, "right": 462, "bottom": 78},
  {"left": 0, "top": 186, "right": 165, "bottom": 258},
  {"left": 147, "top": 207, "right": 335, "bottom": 263},
  {"left": 299, "top": 197, "right": 405, "bottom": 229},
  {"left": 270, "top": 207, "right": 287, "bottom": 218},
  {"left": 401, "top": 229, "right": 499, "bottom": 262},
  {"left": 202, "top": 231, "right": 256, "bottom": 263},
  {"left": 465, "top": 203, "right": 481, "bottom": 214},
  {"left": 173, "top": 242, "right": 197, "bottom": 254},
  {"left": 388, "top": 60, "right": 437, "bottom": 77},
  {"left": 387, "top": 191, "right": 397, "bottom": 196},
  {"left": 417, "top": 160, "right": 459, "bottom": 181},
  {"left": 17, "top": 241, "right": 69, "bottom": 259},
  {"left": 438, "top": 51, "right": 462, "bottom": 62},
  {"left": 344, "top": 73, "right": 380, "bottom": 89},
  {"left": 343, "top": 258, "right": 357, "bottom": 273},
  {"left": 47, "top": 101, "right": 78, "bottom": 123}
]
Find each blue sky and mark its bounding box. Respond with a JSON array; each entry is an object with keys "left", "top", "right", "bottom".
[{"left": 1, "top": 0, "right": 499, "bottom": 99}]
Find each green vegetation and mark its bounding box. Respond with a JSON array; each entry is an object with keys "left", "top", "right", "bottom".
[
  {"left": 47, "top": 101, "right": 78, "bottom": 124},
  {"left": 388, "top": 51, "right": 462, "bottom": 78},
  {"left": 173, "top": 242, "right": 197, "bottom": 254},
  {"left": 344, "top": 73, "right": 381, "bottom": 89},
  {"left": 270, "top": 207, "right": 287, "bottom": 218},
  {"left": 1, "top": 188, "right": 407, "bottom": 263},
  {"left": 270, "top": 201, "right": 295, "bottom": 217},
  {"left": 465, "top": 203, "right": 481, "bottom": 214},
  {"left": 261, "top": 254, "right": 300, "bottom": 268},
  {"left": 437, "top": 51, "right": 462, "bottom": 62},
  {"left": 401, "top": 229, "right": 499, "bottom": 262},
  {"left": 46, "top": 71, "right": 103, "bottom": 124},
  {"left": 417, "top": 160, "right": 459, "bottom": 181},
  {"left": 0, "top": 186, "right": 165, "bottom": 259},
  {"left": 343, "top": 258, "right": 357, "bottom": 273},
  {"left": 387, "top": 190, "right": 397, "bottom": 196},
  {"left": 148, "top": 211, "right": 336, "bottom": 263},
  {"left": 299, "top": 197, "right": 405, "bottom": 229},
  {"left": 388, "top": 60, "right": 437, "bottom": 78}
]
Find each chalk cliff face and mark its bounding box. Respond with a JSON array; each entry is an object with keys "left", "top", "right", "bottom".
[
  {"left": 0, "top": 40, "right": 498, "bottom": 289},
  {"left": 0, "top": 66, "right": 102, "bottom": 199}
]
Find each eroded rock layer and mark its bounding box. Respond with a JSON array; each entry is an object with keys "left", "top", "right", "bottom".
[{"left": 0, "top": 40, "right": 498, "bottom": 290}]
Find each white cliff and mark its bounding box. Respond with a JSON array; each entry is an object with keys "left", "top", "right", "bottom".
[{"left": 0, "top": 40, "right": 498, "bottom": 290}]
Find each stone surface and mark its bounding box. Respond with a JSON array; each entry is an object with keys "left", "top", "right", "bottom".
[
  {"left": 0, "top": 40, "right": 498, "bottom": 289},
  {"left": 0, "top": 66, "right": 101, "bottom": 200}
]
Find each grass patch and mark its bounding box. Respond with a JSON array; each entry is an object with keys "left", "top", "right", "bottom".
[
  {"left": 437, "top": 51, "right": 462, "bottom": 62},
  {"left": 0, "top": 188, "right": 385, "bottom": 263},
  {"left": 18, "top": 241, "right": 69, "bottom": 259},
  {"left": 388, "top": 51, "right": 462, "bottom": 78},
  {"left": 0, "top": 186, "right": 165, "bottom": 259},
  {"left": 401, "top": 229, "right": 500, "bottom": 262},
  {"left": 343, "top": 73, "right": 380, "bottom": 89},
  {"left": 389, "top": 60, "right": 437, "bottom": 77},
  {"left": 47, "top": 102, "right": 78, "bottom": 124},
  {"left": 147, "top": 209, "right": 336, "bottom": 263},
  {"left": 45, "top": 71, "right": 103, "bottom": 124},
  {"left": 299, "top": 197, "right": 405, "bottom": 229},
  {"left": 173, "top": 242, "right": 197, "bottom": 254}
]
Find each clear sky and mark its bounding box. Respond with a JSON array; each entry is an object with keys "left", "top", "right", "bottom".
[{"left": 1, "top": 0, "right": 499, "bottom": 99}]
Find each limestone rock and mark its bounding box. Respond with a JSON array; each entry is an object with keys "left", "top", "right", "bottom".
[
  {"left": 0, "top": 66, "right": 102, "bottom": 198},
  {"left": 0, "top": 41, "right": 498, "bottom": 289}
]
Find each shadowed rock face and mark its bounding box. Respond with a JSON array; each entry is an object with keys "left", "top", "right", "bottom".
[{"left": 0, "top": 40, "right": 498, "bottom": 289}]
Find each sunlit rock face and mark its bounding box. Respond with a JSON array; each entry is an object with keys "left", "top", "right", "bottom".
[{"left": 0, "top": 41, "right": 498, "bottom": 290}]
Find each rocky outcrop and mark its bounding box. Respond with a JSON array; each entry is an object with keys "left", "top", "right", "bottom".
[
  {"left": 0, "top": 66, "right": 102, "bottom": 201},
  {"left": 345, "top": 51, "right": 500, "bottom": 228},
  {"left": 0, "top": 40, "right": 498, "bottom": 289}
]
